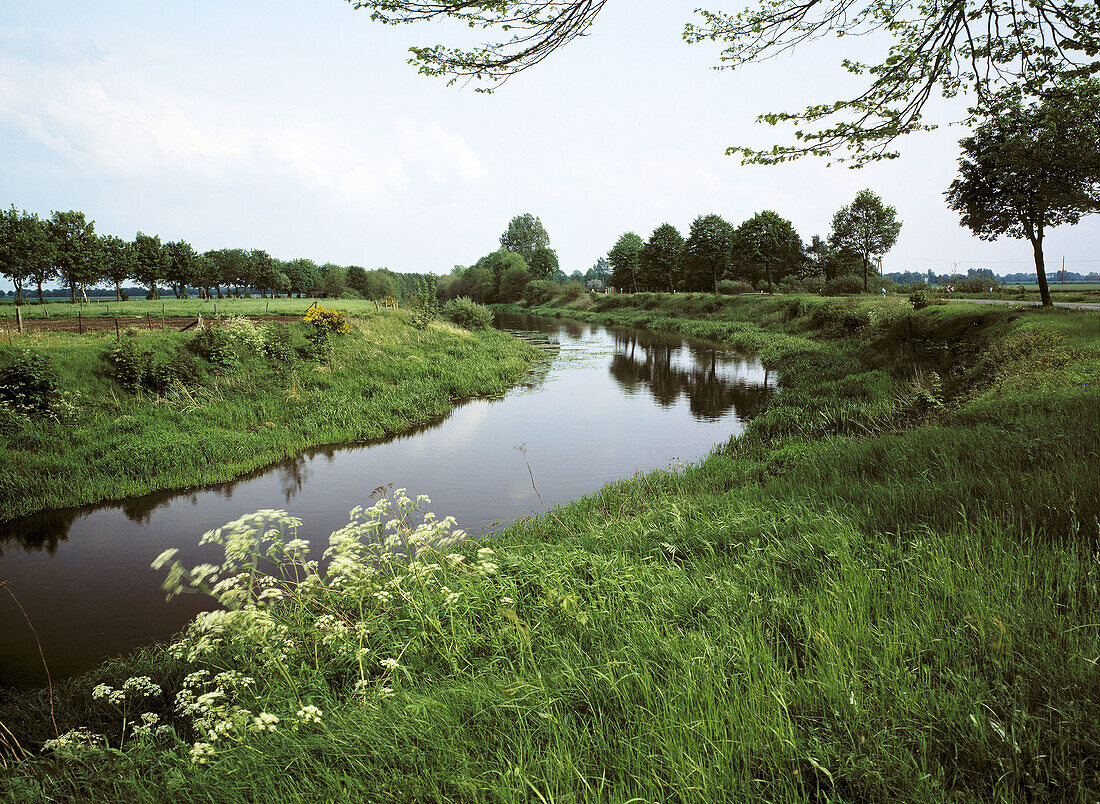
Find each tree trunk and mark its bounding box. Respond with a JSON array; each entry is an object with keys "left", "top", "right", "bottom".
[
  {"left": 1030, "top": 223, "right": 1052, "bottom": 307},
  {"left": 861, "top": 254, "right": 869, "bottom": 293},
  {"left": 70, "top": 279, "right": 77, "bottom": 304},
  {"left": 766, "top": 262, "right": 773, "bottom": 293},
  {"left": 36, "top": 281, "right": 44, "bottom": 304},
  {"left": 13, "top": 276, "right": 24, "bottom": 302}
]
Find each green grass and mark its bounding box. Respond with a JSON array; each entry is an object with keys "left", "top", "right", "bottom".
[
  {"left": 0, "top": 296, "right": 390, "bottom": 321},
  {"left": 0, "top": 309, "right": 538, "bottom": 520},
  {"left": 2, "top": 293, "right": 1099, "bottom": 802}
]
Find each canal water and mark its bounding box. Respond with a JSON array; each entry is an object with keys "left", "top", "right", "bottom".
[{"left": 0, "top": 312, "right": 773, "bottom": 689}]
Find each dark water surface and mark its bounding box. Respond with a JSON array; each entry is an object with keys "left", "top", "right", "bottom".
[{"left": 0, "top": 313, "right": 773, "bottom": 689}]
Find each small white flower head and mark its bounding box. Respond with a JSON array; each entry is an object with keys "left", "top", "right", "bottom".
[
  {"left": 123, "top": 676, "right": 162, "bottom": 698},
  {"left": 296, "top": 705, "right": 323, "bottom": 724},
  {"left": 92, "top": 684, "right": 114, "bottom": 701},
  {"left": 373, "top": 590, "right": 394, "bottom": 606},
  {"left": 475, "top": 547, "right": 500, "bottom": 576},
  {"left": 251, "top": 712, "right": 280, "bottom": 733},
  {"left": 380, "top": 657, "right": 401, "bottom": 672},
  {"left": 190, "top": 741, "right": 216, "bottom": 764},
  {"left": 444, "top": 591, "right": 462, "bottom": 606},
  {"left": 378, "top": 686, "right": 395, "bottom": 699}
]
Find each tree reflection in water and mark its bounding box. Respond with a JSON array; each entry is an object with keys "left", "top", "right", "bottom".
[{"left": 608, "top": 333, "right": 774, "bottom": 421}]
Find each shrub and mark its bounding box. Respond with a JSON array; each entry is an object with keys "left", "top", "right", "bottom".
[
  {"left": 910, "top": 289, "right": 928, "bottom": 310},
  {"left": 443, "top": 297, "right": 493, "bottom": 330},
  {"left": 823, "top": 275, "right": 865, "bottom": 296},
  {"left": 522, "top": 280, "right": 559, "bottom": 306},
  {"left": 560, "top": 281, "right": 585, "bottom": 302},
  {"left": 190, "top": 327, "right": 238, "bottom": 373},
  {"left": 111, "top": 335, "right": 154, "bottom": 392},
  {"left": 717, "top": 280, "right": 753, "bottom": 295},
  {"left": 0, "top": 349, "right": 73, "bottom": 419},
  {"left": 260, "top": 322, "right": 296, "bottom": 362},
  {"left": 408, "top": 278, "right": 439, "bottom": 330},
  {"left": 302, "top": 305, "right": 351, "bottom": 336}
]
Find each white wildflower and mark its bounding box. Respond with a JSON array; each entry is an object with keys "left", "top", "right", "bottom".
[{"left": 190, "top": 741, "right": 216, "bottom": 764}]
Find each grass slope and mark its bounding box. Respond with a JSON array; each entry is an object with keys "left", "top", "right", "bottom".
[
  {"left": 2, "top": 293, "right": 1098, "bottom": 802},
  {"left": 0, "top": 308, "right": 537, "bottom": 520}
]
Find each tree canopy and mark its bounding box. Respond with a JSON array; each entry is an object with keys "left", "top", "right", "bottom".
[
  {"left": 945, "top": 80, "right": 1100, "bottom": 306},
  {"left": 639, "top": 224, "right": 685, "bottom": 293},
  {"left": 731, "top": 211, "right": 803, "bottom": 293},
  {"left": 606, "top": 232, "right": 644, "bottom": 293},
  {"left": 500, "top": 213, "right": 557, "bottom": 276},
  {"left": 829, "top": 190, "right": 901, "bottom": 291},
  {"left": 682, "top": 214, "right": 736, "bottom": 293},
  {"left": 348, "top": 0, "right": 1100, "bottom": 164}
]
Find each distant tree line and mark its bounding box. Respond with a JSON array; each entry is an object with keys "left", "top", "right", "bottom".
[
  {"left": 0, "top": 206, "right": 429, "bottom": 304},
  {"left": 886, "top": 267, "right": 1100, "bottom": 288},
  {"left": 602, "top": 190, "right": 901, "bottom": 296}
]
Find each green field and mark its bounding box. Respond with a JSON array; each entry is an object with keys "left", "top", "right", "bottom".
[
  {"left": 0, "top": 306, "right": 537, "bottom": 520},
  {"left": 3, "top": 293, "right": 1099, "bottom": 802},
  {"left": 0, "top": 296, "right": 391, "bottom": 321}
]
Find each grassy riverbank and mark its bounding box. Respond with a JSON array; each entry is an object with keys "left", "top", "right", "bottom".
[
  {"left": 2, "top": 293, "right": 1099, "bottom": 801},
  {"left": 0, "top": 307, "right": 538, "bottom": 520}
]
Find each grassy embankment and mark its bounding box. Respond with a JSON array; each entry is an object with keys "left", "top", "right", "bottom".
[
  {"left": 2, "top": 292, "right": 1099, "bottom": 802},
  {"left": 0, "top": 297, "right": 388, "bottom": 321},
  {"left": 0, "top": 301, "right": 538, "bottom": 520}
]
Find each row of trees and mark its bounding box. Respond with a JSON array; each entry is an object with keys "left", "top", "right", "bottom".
[
  {"left": 0, "top": 207, "right": 417, "bottom": 303},
  {"left": 605, "top": 191, "right": 901, "bottom": 295}
]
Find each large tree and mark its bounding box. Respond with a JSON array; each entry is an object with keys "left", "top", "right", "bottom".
[
  {"left": 133, "top": 232, "right": 167, "bottom": 300},
  {"left": 945, "top": 81, "right": 1100, "bottom": 307},
  {"left": 638, "top": 223, "right": 685, "bottom": 293},
  {"left": 249, "top": 250, "right": 280, "bottom": 297},
  {"left": 49, "top": 210, "right": 97, "bottom": 303},
  {"left": 165, "top": 240, "right": 198, "bottom": 299},
  {"left": 682, "top": 214, "right": 736, "bottom": 293},
  {"left": 348, "top": 0, "right": 1100, "bottom": 164},
  {"left": 606, "top": 232, "right": 644, "bottom": 293},
  {"left": 0, "top": 206, "right": 53, "bottom": 303},
  {"left": 829, "top": 190, "right": 902, "bottom": 292},
  {"left": 731, "top": 211, "right": 803, "bottom": 292},
  {"left": 99, "top": 235, "right": 136, "bottom": 301},
  {"left": 283, "top": 258, "right": 321, "bottom": 298},
  {"left": 500, "top": 213, "right": 558, "bottom": 279}
]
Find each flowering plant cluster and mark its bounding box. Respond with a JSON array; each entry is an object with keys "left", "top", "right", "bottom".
[
  {"left": 138, "top": 489, "right": 508, "bottom": 767},
  {"left": 303, "top": 304, "right": 352, "bottom": 335}
]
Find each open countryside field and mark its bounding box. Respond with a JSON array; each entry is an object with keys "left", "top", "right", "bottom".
[
  {"left": 3, "top": 292, "right": 1099, "bottom": 802},
  {"left": 0, "top": 296, "right": 395, "bottom": 323}
]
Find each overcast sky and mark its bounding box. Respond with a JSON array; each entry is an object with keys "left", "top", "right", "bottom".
[{"left": 2, "top": 0, "right": 1098, "bottom": 291}]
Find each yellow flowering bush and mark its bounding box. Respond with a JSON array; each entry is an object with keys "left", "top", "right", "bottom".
[{"left": 303, "top": 304, "right": 351, "bottom": 335}]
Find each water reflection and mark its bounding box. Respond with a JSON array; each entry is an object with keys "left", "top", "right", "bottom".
[
  {"left": 1, "top": 313, "right": 774, "bottom": 689},
  {"left": 608, "top": 333, "right": 773, "bottom": 420}
]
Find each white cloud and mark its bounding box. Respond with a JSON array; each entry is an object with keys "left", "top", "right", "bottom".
[{"left": 0, "top": 44, "right": 485, "bottom": 211}]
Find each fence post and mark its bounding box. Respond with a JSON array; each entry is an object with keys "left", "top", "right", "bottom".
[
  {"left": 147, "top": 312, "right": 152, "bottom": 330},
  {"left": 78, "top": 310, "right": 83, "bottom": 334},
  {"left": 115, "top": 317, "right": 120, "bottom": 341},
  {"left": 266, "top": 301, "right": 269, "bottom": 314},
  {"left": 214, "top": 303, "right": 218, "bottom": 316},
  {"left": 16, "top": 306, "right": 22, "bottom": 334}
]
